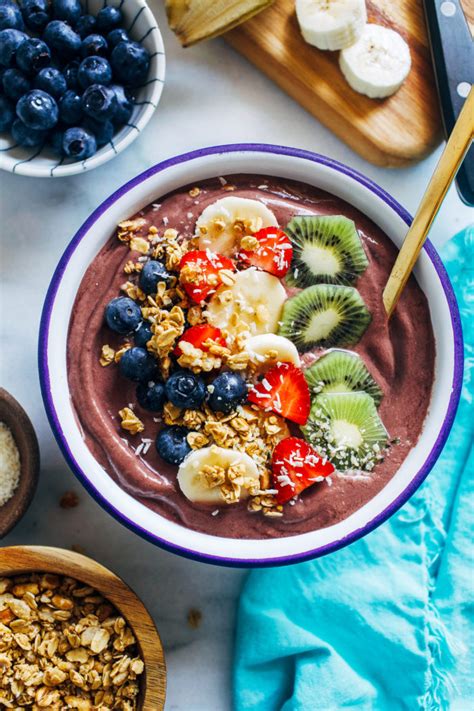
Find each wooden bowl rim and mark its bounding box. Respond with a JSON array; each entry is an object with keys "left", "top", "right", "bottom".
[
  {"left": 0, "top": 388, "right": 40, "bottom": 538},
  {"left": 0, "top": 545, "right": 166, "bottom": 710}
]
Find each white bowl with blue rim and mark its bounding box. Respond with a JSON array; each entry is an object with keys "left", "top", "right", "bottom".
[
  {"left": 0, "top": 0, "right": 165, "bottom": 178},
  {"left": 39, "top": 144, "right": 463, "bottom": 566}
]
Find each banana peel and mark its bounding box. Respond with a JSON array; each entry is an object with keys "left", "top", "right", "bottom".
[{"left": 165, "top": 0, "right": 275, "bottom": 47}]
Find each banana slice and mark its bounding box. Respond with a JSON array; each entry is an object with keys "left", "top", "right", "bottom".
[
  {"left": 205, "top": 267, "right": 287, "bottom": 339},
  {"left": 244, "top": 334, "right": 301, "bottom": 369},
  {"left": 339, "top": 24, "right": 411, "bottom": 99},
  {"left": 196, "top": 196, "right": 278, "bottom": 256},
  {"left": 296, "top": 0, "right": 367, "bottom": 51},
  {"left": 177, "top": 445, "right": 260, "bottom": 504}
]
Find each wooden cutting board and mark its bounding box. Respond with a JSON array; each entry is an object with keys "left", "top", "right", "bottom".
[{"left": 226, "top": 0, "right": 443, "bottom": 167}]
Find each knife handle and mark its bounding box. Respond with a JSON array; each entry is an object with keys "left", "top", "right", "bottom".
[{"left": 423, "top": 0, "right": 474, "bottom": 205}]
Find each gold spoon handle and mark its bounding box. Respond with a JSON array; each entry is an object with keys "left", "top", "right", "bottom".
[{"left": 383, "top": 86, "right": 474, "bottom": 318}]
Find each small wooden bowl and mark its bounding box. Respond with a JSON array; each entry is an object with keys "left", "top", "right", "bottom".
[
  {"left": 0, "top": 546, "right": 166, "bottom": 710},
  {"left": 0, "top": 388, "right": 40, "bottom": 537}
]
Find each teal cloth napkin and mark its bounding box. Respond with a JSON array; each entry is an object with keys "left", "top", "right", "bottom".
[{"left": 234, "top": 226, "right": 474, "bottom": 711}]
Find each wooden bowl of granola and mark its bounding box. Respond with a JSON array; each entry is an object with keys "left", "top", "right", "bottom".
[
  {"left": 0, "top": 546, "right": 166, "bottom": 710},
  {"left": 0, "top": 388, "right": 40, "bottom": 538}
]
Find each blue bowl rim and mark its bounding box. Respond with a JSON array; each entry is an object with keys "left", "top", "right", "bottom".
[{"left": 38, "top": 143, "right": 464, "bottom": 568}]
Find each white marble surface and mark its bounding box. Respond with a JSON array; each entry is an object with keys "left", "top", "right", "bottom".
[{"left": 0, "top": 2, "right": 472, "bottom": 709}]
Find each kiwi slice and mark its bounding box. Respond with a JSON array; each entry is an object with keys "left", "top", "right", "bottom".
[
  {"left": 278, "top": 284, "right": 371, "bottom": 352},
  {"left": 285, "top": 215, "right": 369, "bottom": 287},
  {"left": 305, "top": 349, "right": 382, "bottom": 406},
  {"left": 302, "top": 392, "right": 388, "bottom": 471}
]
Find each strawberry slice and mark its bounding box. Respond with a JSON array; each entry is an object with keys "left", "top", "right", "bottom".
[
  {"left": 272, "top": 437, "right": 335, "bottom": 504},
  {"left": 179, "top": 250, "right": 235, "bottom": 303},
  {"left": 174, "top": 324, "right": 227, "bottom": 356},
  {"left": 239, "top": 226, "right": 293, "bottom": 277},
  {"left": 248, "top": 363, "right": 310, "bottom": 425}
]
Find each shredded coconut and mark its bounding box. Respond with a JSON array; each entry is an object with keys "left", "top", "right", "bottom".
[{"left": 0, "top": 422, "right": 21, "bottom": 506}]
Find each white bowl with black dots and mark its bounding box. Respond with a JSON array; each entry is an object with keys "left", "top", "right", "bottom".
[{"left": 0, "top": 0, "right": 165, "bottom": 178}]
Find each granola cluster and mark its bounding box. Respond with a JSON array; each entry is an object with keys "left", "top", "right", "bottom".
[{"left": 0, "top": 574, "right": 144, "bottom": 710}]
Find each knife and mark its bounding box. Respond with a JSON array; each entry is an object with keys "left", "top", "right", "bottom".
[{"left": 423, "top": 0, "right": 474, "bottom": 206}]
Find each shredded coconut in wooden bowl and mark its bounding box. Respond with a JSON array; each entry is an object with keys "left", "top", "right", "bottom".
[{"left": 0, "top": 422, "right": 21, "bottom": 507}]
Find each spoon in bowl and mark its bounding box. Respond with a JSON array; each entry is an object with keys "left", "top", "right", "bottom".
[{"left": 383, "top": 86, "right": 473, "bottom": 318}]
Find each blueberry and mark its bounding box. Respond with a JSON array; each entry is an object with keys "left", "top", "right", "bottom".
[
  {"left": 207, "top": 372, "right": 247, "bottom": 414},
  {"left": 107, "top": 28, "right": 128, "bottom": 48},
  {"left": 62, "top": 126, "right": 96, "bottom": 159},
  {"left": 43, "top": 21, "right": 81, "bottom": 58},
  {"left": 110, "top": 83, "right": 133, "bottom": 125},
  {"left": 139, "top": 261, "right": 172, "bottom": 295},
  {"left": 95, "top": 6, "right": 122, "bottom": 33},
  {"left": 165, "top": 370, "right": 207, "bottom": 409},
  {"left": 111, "top": 41, "right": 150, "bottom": 86},
  {"left": 0, "top": 94, "right": 15, "bottom": 131},
  {"left": 19, "top": 0, "right": 50, "bottom": 33},
  {"left": 105, "top": 296, "right": 142, "bottom": 334},
  {"left": 119, "top": 347, "right": 157, "bottom": 382},
  {"left": 63, "top": 59, "right": 79, "bottom": 89},
  {"left": 16, "top": 89, "right": 58, "bottom": 129},
  {"left": 11, "top": 117, "right": 46, "bottom": 146},
  {"left": 75, "top": 13, "right": 96, "bottom": 39},
  {"left": 0, "top": 28, "right": 27, "bottom": 67},
  {"left": 34, "top": 66, "right": 67, "bottom": 98},
  {"left": 49, "top": 125, "right": 65, "bottom": 153},
  {"left": 78, "top": 55, "right": 112, "bottom": 88},
  {"left": 52, "top": 0, "right": 82, "bottom": 26},
  {"left": 82, "top": 83, "right": 116, "bottom": 121},
  {"left": 156, "top": 426, "right": 191, "bottom": 465},
  {"left": 80, "top": 34, "right": 108, "bottom": 58},
  {"left": 136, "top": 381, "right": 166, "bottom": 412},
  {"left": 58, "top": 88, "right": 82, "bottom": 123},
  {"left": 82, "top": 116, "right": 113, "bottom": 146},
  {"left": 16, "top": 38, "right": 51, "bottom": 75},
  {"left": 0, "top": 2, "right": 24, "bottom": 31},
  {"left": 2, "top": 67, "right": 30, "bottom": 100},
  {"left": 134, "top": 321, "right": 153, "bottom": 348}
]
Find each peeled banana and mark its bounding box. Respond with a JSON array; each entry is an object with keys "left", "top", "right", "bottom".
[
  {"left": 244, "top": 334, "right": 301, "bottom": 369},
  {"left": 296, "top": 0, "right": 367, "bottom": 51},
  {"left": 196, "top": 196, "right": 278, "bottom": 256}
]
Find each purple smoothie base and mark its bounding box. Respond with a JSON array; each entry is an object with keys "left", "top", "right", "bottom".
[{"left": 38, "top": 144, "right": 464, "bottom": 568}]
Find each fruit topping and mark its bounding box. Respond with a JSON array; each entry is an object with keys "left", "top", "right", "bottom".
[
  {"left": 43, "top": 20, "right": 81, "bottom": 58},
  {"left": 305, "top": 349, "right": 383, "bottom": 406},
  {"left": 178, "top": 249, "right": 235, "bottom": 303},
  {"left": 34, "top": 67, "right": 67, "bottom": 98},
  {"left": 105, "top": 296, "right": 141, "bottom": 334},
  {"left": 20, "top": 0, "right": 50, "bottom": 33},
  {"left": 16, "top": 37, "right": 50, "bottom": 74},
  {"left": 207, "top": 371, "right": 248, "bottom": 414},
  {"left": 339, "top": 24, "right": 411, "bottom": 99},
  {"left": 206, "top": 267, "right": 286, "bottom": 338},
  {"left": 296, "top": 0, "right": 367, "bottom": 51},
  {"left": 239, "top": 226, "right": 293, "bottom": 277},
  {"left": 110, "top": 40, "right": 149, "bottom": 86},
  {"left": 62, "top": 125, "right": 96, "bottom": 159},
  {"left": 139, "top": 260, "right": 172, "bottom": 294},
  {"left": 95, "top": 6, "right": 122, "bottom": 33},
  {"left": 196, "top": 196, "right": 278, "bottom": 256},
  {"left": 285, "top": 214, "right": 368, "bottom": 287},
  {"left": 118, "top": 347, "right": 157, "bottom": 382},
  {"left": 278, "top": 283, "right": 371, "bottom": 352},
  {"left": 3, "top": 67, "right": 30, "bottom": 101},
  {"left": 243, "top": 334, "right": 301, "bottom": 369},
  {"left": 165, "top": 369, "right": 207, "bottom": 409},
  {"left": 177, "top": 445, "right": 260, "bottom": 504},
  {"left": 134, "top": 321, "right": 153, "bottom": 348},
  {"left": 248, "top": 362, "right": 311, "bottom": 425},
  {"left": 0, "top": 28, "right": 28, "bottom": 68},
  {"left": 11, "top": 117, "right": 46, "bottom": 146},
  {"left": 175, "top": 324, "right": 227, "bottom": 356},
  {"left": 82, "top": 83, "right": 117, "bottom": 121},
  {"left": 77, "top": 55, "right": 112, "bottom": 88},
  {"left": 302, "top": 392, "right": 388, "bottom": 471},
  {"left": 271, "top": 437, "right": 335, "bottom": 504},
  {"left": 156, "top": 425, "right": 192, "bottom": 465},
  {"left": 0, "top": 2, "right": 25, "bottom": 32},
  {"left": 136, "top": 381, "right": 166, "bottom": 412}
]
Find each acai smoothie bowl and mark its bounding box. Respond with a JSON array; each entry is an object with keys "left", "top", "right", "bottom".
[{"left": 39, "top": 145, "right": 463, "bottom": 567}]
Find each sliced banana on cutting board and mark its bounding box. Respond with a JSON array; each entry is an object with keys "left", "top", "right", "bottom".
[
  {"left": 177, "top": 445, "right": 260, "bottom": 504},
  {"left": 339, "top": 24, "right": 411, "bottom": 98},
  {"left": 196, "top": 196, "right": 278, "bottom": 256},
  {"left": 244, "top": 334, "right": 301, "bottom": 369},
  {"left": 296, "top": 0, "right": 367, "bottom": 51},
  {"left": 205, "top": 267, "right": 287, "bottom": 339}
]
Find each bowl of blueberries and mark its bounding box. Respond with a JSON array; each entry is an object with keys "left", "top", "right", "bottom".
[{"left": 0, "top": 0, "right": 165, "bottom": 177}]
